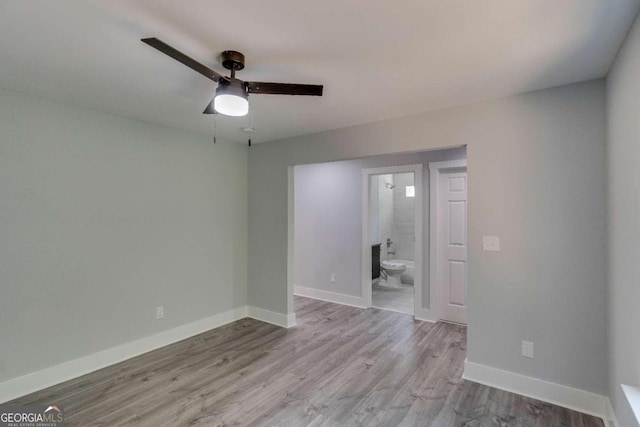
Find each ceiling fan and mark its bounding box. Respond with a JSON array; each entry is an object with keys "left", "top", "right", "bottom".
[{"left": 141, "top": 38, "right": 323, "bottom": 117}]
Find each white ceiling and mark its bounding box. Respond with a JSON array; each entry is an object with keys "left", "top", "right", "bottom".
[{"left": 1, "top": 1, "right": 638, "bottom": 144}]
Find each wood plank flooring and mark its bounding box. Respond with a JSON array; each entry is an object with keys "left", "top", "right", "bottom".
[{"left": 11, "top": 297, "right": 604, "bottom": 426}]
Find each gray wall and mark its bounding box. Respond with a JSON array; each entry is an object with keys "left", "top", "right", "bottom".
[
  {"left": 391, "top": 172, "right": 415, "bottom": 261},
  {"left": 0, "top": 88, "right": 248, "bottom": 382},
  {"left": 249, "top": 80, "right": 608, "bottom": 394},
  {"left": 368, "top": 175, "right": 384, "bottom": 246},
  {"left": 606, "top": 10, "right": 640, "bottom": 427},
  {"left": 294, "top": 149, "right": 465, "bottom": 304}
]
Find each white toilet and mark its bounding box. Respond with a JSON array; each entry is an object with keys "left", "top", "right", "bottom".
[{"left": 380, "top": 260, "right": 406, "bottom": 288}]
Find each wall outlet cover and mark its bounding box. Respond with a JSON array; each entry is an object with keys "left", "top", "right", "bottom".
[
  {"left": 330, "top": 273, "right": 336, "bottom": 283},
  {"left": 522, "top": 340, "right": 534, "bottom": 358},
  {"left": 156, "top": 306, "right": 164, "bottom": 319},
  {"left": 482, "top": 236, "right": 500, "bottom": 251}
]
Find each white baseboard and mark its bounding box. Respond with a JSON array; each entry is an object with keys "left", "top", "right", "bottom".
[
  {"left": 294, "top": 286, "right": 438, "bottom": 324},
  {"left": 414, "top": 307, "right": 437, "bottom": 323},
  {"left": 605, "top": 397, "right": 620, "bottom": 427},
  {"left": 247, "top": 306, "right": 296, "bottom": 328},
  {"left": 294, "top": 286, "right": 367, "bottom": 308},
  {"left": 0, "top": 304, "right": 297, "bottom": 404},
  {"left": 0, "top": 306, "right": 248, "bottom": 404},
  {"left": 463, "top": 360, "right": 608, "bottom": 422}
]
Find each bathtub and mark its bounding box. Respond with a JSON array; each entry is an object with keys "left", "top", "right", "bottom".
[{"left": 387, "top": 259, "right": 414, "bottom": 284}]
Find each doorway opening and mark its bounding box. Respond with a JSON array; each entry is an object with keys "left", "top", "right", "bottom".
[
  {"left": 365, "top": 167, "right": 420, "bottom": 315},
  {"left": 291, "top": 147, "right": 467, "bottom": 324}
]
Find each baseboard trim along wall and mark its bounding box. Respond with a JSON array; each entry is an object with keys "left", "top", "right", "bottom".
[
  {"left": 414, "top": 307, "right": 437, "bottom": 323},
  {"left": 463, "top": 360, "right": 613, "bottom": 424},
  {"left": 605, "top": 398, "right": 621, "bottom": 427},
  {"left": 296, "top": 286, "right": 440, "bottom": 323},
  {"left": 246, "top": 306, "right": 297, "bottom": 328},
  {"left": 294, "top": 286, "right": 368, "bottom": 308},
  {"left": 0, "top": 305, "right": 295, "bottom": 404}
]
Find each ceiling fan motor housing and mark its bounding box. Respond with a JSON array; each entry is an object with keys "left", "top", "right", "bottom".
[
  {"left": 217, "top": 78, "right": 248, "bottom": 97},
  {"left": 221, "top": 50, "right": 245, "bottom": 71}
]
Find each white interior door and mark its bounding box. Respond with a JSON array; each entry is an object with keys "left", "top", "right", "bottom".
[{"left": 438, "top": 168, "right": 467, "bottom": 324}]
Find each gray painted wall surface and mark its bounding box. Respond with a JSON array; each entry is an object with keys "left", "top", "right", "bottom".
[
  {"left": 0, "top": 89, "right": 248, "bottom": 382},
  {"left": 607, "top": 10, "right": 640, "bottom": 427},
  {"left": 368, "top": 175, "right": 385, "bottom": 247},
  {"left": 390, "top": 172, "right": 415, "bottom": 261},
  {"left": 294, "top": 149, "right": 464, "bottom": 304},
  {"left": 249, "top": 80, "right": 607, "bottom": 394}
]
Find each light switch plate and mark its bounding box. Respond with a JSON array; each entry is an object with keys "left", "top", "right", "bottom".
[
  {"left": 482, "top": 236, "right": 500, "bottom": 251},
  {"left": 522, "top": 341, "right": 534, "bottom": 358}
]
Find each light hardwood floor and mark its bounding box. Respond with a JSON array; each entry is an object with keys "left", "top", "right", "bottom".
[{"left": 11, "top": 297, "right": 604, "bottom": 426}]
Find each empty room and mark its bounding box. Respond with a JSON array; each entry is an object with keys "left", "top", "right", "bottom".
[{"left": 1, "top": 1, "right": 639, "bottom": 426}]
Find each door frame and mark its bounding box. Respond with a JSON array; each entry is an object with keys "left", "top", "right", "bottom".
[
  {"left": 361, "top": 164, "right": 423, "bottom": 317},
  {"left": 429, "top": 159, "right": 467, "bottom": 323}
]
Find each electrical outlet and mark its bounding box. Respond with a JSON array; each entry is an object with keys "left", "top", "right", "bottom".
[
  {"left": 156, "top": 306, "right": 164, "bottom": 319},
  {"left": 330, "top": 273, "right": 336, "bottom": 283},
  {"left": 483, "top": 236, "right": 500, "bottom": 251},
  {"left": 522, "top": 341, "right": 534, "bottom": 358}
]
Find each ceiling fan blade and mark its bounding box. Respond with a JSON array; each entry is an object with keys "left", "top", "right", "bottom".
[
  {"left": 203, "top": 99, "right": 216, "bottom": 114},
  {"left": 141, "top": 37, "right": 225, "bottom": 83},
  {"left": 245, "top": 82, "right": 323, "bottom": 96}
]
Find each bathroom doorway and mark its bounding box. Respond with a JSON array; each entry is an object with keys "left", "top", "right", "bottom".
[{"left": 361, "top": 164, "right": 423, "bottom": 317}]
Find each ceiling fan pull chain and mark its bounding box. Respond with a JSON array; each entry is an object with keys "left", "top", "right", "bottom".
[
  {"left": 248, "top": 110, "right": 252, "bottom": 147},
  {"left": 213, "top": 112, "right": 217, "bottom": 144}
]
